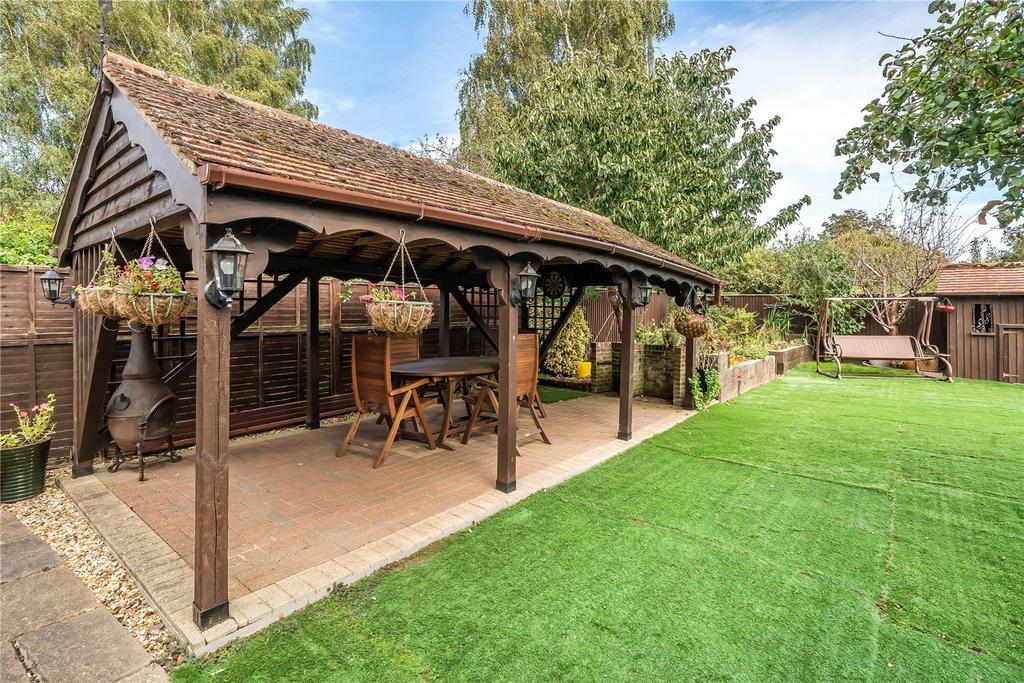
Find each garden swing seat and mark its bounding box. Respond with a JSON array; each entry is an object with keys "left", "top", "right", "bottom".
[{"left": 816, "top": 297, "right": 952, "bottom": 382}]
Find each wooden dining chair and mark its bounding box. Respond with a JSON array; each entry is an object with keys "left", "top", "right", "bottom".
[
  {"left": 338, "top": 334, "right": 436, "bottom": 468},
  {"left": 461, "top": 332, "right": 550, "bottom": 446}
]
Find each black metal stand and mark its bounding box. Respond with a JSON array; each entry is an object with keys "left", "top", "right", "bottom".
[{"left": 106, "top": 437, "right": 180, "bottom": 482}]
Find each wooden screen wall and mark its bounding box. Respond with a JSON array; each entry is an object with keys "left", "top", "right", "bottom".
[{"left": 0, "top": 265, "right": 495, "bottom": 466}]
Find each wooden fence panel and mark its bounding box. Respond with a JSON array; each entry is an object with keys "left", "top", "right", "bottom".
[{"left": 0, "top": 265, "right": 494, "bottom": 467}]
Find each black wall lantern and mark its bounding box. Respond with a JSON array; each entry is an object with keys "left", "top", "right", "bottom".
[
  {"left": 514, "top": 262, "right": 539, "bottom": 305},
  {"left": 204, "top": 228, "right": 253, "bottom": 309},
  {"left": 638, "top": 281, "right": 653, "bottom": 307},
  {"left": 39, "top": 268, "right": 75, "bottom": 307}
]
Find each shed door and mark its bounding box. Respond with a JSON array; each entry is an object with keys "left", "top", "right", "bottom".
[{"left": 998, "top": 324, "right": 1024, "bottom": 383}]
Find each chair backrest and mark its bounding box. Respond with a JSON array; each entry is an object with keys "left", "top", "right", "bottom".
[
  {"left": 834, "top": 335, "right": 919, "bottom": 360},
  {"left": 390, "top": 335, "right": 420, "bottom": 364},
  {"left": 516, "top": 332, "right": 540, "bottom": 397},
  {"left": 351, "top": 334, "right": 393, "bottom": 408}
]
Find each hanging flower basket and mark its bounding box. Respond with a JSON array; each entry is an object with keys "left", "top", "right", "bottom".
[
  {"left": 76, "top": 242, "right": 124, "bottom": 318},
  {"left": 366, "top": 297, "right": 434, "bottom": 335},
  {"left": 78, "top": 286, "right": 120, "bottom": 317},
  {"left": 114, "top": 290, "right": 193, "bottom": 326},
  {"left": 357, "top": 228, "right": 434, "bottom": 336},
  {"left": 936, "top": 298, "right": 956, "bottom": 314},
  {"left": 674, "top": 308, "right": 711, "bottom": 338},
  {"left": 113, "top": 223, "right": 192, "bottom": 326}
]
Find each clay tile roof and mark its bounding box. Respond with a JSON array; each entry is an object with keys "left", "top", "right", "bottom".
[
  {"left": 101, "top": 52, "right": 716, "bottom": 282},
  {"left": 936, "top": 262, "right": 1024, "bottom": 296}
]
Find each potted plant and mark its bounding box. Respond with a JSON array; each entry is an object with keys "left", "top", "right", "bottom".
[
  {"left": 361, "top": 285, "right": 433, "bottom": 335},
  {"left": 114, "top": 255, "right": 193, "bottom": 326},
  {"left": 76, "top": 247, "right": 122, "bottom": 318},
  {"left": 1, "top": 394, "right": 56, "bottom": 503}
]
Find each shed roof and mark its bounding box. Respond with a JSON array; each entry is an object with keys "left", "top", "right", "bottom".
[
  {"left": 935, "top": 262, "right": 1024, "bottom": 296},
  {"left": 100, "top": 52, "right": 715, "bottom": 282}
]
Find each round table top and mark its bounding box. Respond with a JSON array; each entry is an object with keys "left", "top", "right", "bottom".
[{"left": 391, "top": 356, "right": 499, "bottom": 379}]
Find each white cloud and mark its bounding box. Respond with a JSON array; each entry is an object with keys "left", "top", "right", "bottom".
[
  {"left": 306, "top": 88, "right": 357, "bottom": 117},
  {"left": 663, "top": 2, "right": 989, "bottom": 240}
]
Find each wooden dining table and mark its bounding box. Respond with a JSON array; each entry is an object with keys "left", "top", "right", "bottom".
[{"left": 391, "top": 356, "right": 499, "bottom": 448}]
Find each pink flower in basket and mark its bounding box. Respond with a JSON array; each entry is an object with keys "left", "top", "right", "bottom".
[
  {"left": 137, "top": 255, "right": 157, "bottom": 270},
  {"left": 360, "top": 293, "right": 373, "bottom": 302},
  {"left": 392, "top": 288, "right": 407, "bottom": 300}
]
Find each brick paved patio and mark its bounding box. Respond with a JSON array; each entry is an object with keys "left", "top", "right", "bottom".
[{"left": 63, "top": 395, "right": 692, "bottom": 653}]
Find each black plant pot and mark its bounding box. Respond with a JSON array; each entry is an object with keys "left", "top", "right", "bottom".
[{"left": 1, "top": 439, "right": 50, "bottom": 503}]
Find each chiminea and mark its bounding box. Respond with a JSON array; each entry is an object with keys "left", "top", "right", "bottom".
[{"left": 105, "top": 323, "right": 180, "bottom": 481}]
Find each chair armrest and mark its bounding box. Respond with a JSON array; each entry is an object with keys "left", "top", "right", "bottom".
[
  {"left": 476, "top": 378, "right": 499, "bottom": 389},
  {"left": 390, "top": 378, "right": 429, "bottom": 396}
]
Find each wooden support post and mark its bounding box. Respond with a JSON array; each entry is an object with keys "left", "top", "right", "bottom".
[
  {"left": 496, "top": 267, "right": 518, "bottom": 493},
  {"left": 438, "top": 287, "right": 450, "bottom": 358},
  {"left": 682, "top": 335, "right": 696, "bottom": 409},
  {"left": 305, "top": 273, "right": 320, "bottom": 429},
  {"left": 72, "top": 322, "right": 118, "bottom": 477},
  {"left": 192, "top": 222, "right": 231, "bottom": 630},
  {"left": 618, "top": 282, "right": 637, "bottom": 441}
]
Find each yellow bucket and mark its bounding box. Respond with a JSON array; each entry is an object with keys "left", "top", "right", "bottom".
[{"left": 576, "top": 361, "right": 592, "bottom": 378}]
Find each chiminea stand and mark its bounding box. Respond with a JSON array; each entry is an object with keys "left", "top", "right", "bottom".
[{"left": 105, "top": 323, "right": 182, "bottom": 481}]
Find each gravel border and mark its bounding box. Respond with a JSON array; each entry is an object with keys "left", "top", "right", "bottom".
[{"left": 4, "top": 466, "right": 185, "bottom": 670}]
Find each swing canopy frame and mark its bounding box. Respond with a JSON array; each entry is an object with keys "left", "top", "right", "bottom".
[{"left": 815, "top": 296, "right": 952, "bottom": 381}]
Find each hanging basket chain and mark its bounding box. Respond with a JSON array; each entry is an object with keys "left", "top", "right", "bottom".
[
  {"left": 365, "top": 227, "right": 433, "bottom": 335},
  {"left": 380, "top": 228, "right": 428, "bottom": 300}
]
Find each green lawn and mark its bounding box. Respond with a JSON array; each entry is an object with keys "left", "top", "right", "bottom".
[
  {"left": 537, "top": 385, "right": 590, "bottom": 404},
  {"left": 174, "top": 366, "right": 1024, "bottom": 682}
]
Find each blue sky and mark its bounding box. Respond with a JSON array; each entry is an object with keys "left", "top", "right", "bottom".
[{"left": 298, "top": 1, "right": 988, "bottom": 242}]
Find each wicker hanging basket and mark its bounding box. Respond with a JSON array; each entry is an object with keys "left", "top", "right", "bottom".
[
  {"left": 114, "top": 290, "right": 194, "bottom": 326},
  {"left": 363, "top": 228, "right": 434, "bottom": 336},
  {"left": 113, "top": 221, "right": 193, "bottom": 327},
  {"left": 366, "top": 299, "right": 434, "bottom": 336},
  {"left": 77, "top": 238, "right": 126, "bottom": 319},
  {"left": 78, "top": 286, "right": 120, "bottom": 317},
  {"left": 674, "top": 309, "right": 711, "bottom": 338}
]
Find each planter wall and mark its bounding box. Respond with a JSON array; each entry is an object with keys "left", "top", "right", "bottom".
[
  {"left": 591, "top": 342, "right": 688, "bottom": 405},
  {"left": 769, "top": 344, "right": 811, "bottom": 376},
  {"left": 714, "top": 352, "right": 777, "bottom": 402}
]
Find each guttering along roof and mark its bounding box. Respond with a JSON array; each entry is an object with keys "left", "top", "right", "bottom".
[{"left": 101, "top": 52, "right": 718, "bottom": 284}]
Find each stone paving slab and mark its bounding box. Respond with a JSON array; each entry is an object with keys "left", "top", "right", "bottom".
[
  {"left": 15, "top": 607, "right": 154, "bottom": 683},
  {"left": 0, "top": 566, "right": 97, "bottom": 636},
  {"left": 1, "top": 641, "right": 30, "bottom": 683},
  {"left": 0, "top": 510, "right": 167, "bottom": 682},
  {"left": 0, "top": 534, "right": 59, "bottom": 583}
]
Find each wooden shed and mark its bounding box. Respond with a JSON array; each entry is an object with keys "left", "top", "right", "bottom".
[{"left": 935, "top": 263, "right": 1024, "bottom": 382}]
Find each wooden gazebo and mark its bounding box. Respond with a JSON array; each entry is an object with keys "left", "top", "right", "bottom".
[{"left": 53, "top": 53, "right": 720, "bottom": 628}]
